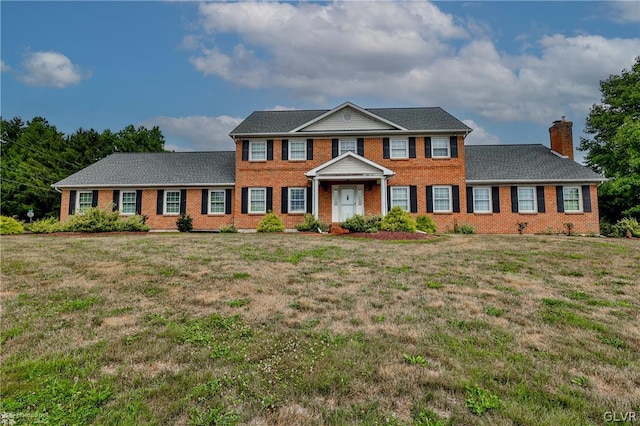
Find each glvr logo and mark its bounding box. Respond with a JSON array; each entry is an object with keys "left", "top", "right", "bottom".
[{"left": 603, "top": 411, "right": 637, "bottom": 422}]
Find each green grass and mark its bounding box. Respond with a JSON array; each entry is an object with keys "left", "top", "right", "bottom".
[{"left": 1, "top": 233, "right": 638, "bottom": 425}]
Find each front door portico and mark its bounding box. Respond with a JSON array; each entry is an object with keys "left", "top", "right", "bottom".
[{"left": 332, "top": 185, "right": 364, "bottom": 222}]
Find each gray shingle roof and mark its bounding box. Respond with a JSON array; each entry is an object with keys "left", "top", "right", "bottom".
[
  {"left": 229, "top": 106, "right": 471, "bottom": 135},
  {"left": 53, "top": 152, "right": 236, "bottom": 188},
  {"left": 465, "top": 145, "right": 605, "bottom": 183}
]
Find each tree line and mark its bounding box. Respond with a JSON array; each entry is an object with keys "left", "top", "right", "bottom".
[{"left": 1, "top": 117, "right": 166, "bottom": 220}]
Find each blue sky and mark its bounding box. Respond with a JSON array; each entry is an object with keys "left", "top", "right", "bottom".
[{"left": 2, "top": 1, "right": 639, "bottom": 163}]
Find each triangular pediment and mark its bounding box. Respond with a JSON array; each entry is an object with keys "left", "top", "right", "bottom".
[
  {"left": 305, "top": 151, "right": 395, "bottom": 178},
  {"left": 292, "top": 102, "right": 404, "bottom": 133}
]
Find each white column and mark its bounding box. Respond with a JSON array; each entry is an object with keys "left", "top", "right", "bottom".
[
  {"left": 380, "top": 176, "right": 387, "bottom": 215},
  {"left": 313, "top": 178, "right": 320, "bottom": 218}
]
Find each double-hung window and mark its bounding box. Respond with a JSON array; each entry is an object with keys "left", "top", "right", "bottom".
[
  {"left": 165, "top": 190, "right": 181, "bottom": 215},
  {"left": 249, "top": 141, "right": 267, "bottom": 161},
  {"left": 390, "top": 139, "right": 408, "bottom": 159},
  {"left": 249, "top": 188, "right": 266, "bottom": 214},
  {"left": 473, "top": 187, "right": 491, "bottom": 213},
  {"left": 431, "top": 137, "right": 450, "bottom": 158},
  {"left": 289, "top": 188, "right": 306, "bottom": 213},
  {"left": 209, "top": 190, "right": 225, "bottom": 214},
  {"left": 433, "top": 186, "right": 452, "bottom": 213},
  {"left": 289, "top": 140, "right": 306, "bottom": 161},
  {"left": 339, "top": 140, "right": 357, "bottom": 155},
  {"left": 390, "top": 187, "right": 409, "bottom": 211},
  {"left": 77, "top": 191, "right": 93, "bottom": 214},
  {"left": 563, "top": 187, "right": 581, "bottom": 212},
  {"left": 120, "top": 191, "right": 137, "bottom": 215},
  {"left": 517, "top": 187, "right": 536, "bottom": 213}
]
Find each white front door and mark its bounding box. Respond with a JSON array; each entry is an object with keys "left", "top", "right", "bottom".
[
  {"left": 332, "top": 185, "right": 364, "bottom": 222},
  {"left": 340, "top": 187, "right": 356, "bottom": 221}
]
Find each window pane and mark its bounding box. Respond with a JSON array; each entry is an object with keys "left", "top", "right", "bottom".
[
  {"left": 473, "top": 188, "right": 490, "bottom": 212},
  {"left": 432, "top": 138, "right": 449, "bottom": 157},
  {"left": 210, "top": 190, "right": 225, "bottom": 213},
  {"left": 78, "top": 192, "right": 93, "bottom": 213},
  {"left": 290, "top": 141, "right": 306, "bottom": 160},
  {"left": 518, "top": 187, "right": 535, "bottom": 212},
  {"left": 250, "top": 142, "right": 266, "bottom": 160},
  {"left": 433, "top": 187, "right": 450, "bottom": 212},
  {"left": 121, "top": 191, "right": 136, "bottom": 214},
  {"left": 563, "top": 187, "right": 580, "bottom": 212},
  {"left": 166, "top": 191, "right": 180, "bottom": 214},
  {"left": 250, "top": 189, "right": 266, "bottom": 213},
  {"left": 340, "top": 140, "right": 356, "bottom": 155},
  {"left": 390, "top": 140, "right": 407, "bottom": 158},
  {"left": 289, "top": 188, "right": 306, "bottom": 212},
  {"left": 391, "top": 187, "right": 409, "bottom": 210}
]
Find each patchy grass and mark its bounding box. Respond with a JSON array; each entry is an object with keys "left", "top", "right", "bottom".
[{"left": 1, "top": 233, "right": 639, "bottom": 425}]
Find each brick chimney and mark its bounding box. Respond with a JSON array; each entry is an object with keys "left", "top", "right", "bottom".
[{"left": 549, "top": 117, "right": 574, "bottom": 160}]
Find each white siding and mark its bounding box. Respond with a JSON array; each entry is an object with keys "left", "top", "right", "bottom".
[
  {"left": 319, "top": 156, "right": 382, "bottom": 175},
  {"left": 302, "top": 107, "right": 395, "bottom": 132}
]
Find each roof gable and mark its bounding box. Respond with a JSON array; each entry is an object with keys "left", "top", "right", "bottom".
[
  {"left": 293, "top": 102, "right": 403, "bottom": 133},
  {"left": 305, "top": 151, "right": 394, "bottom": 177}
]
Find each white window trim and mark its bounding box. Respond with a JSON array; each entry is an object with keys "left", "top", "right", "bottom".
[
  {"left": 249, "top": 188, "right": 267, "bottom": 214},
  {"left": 390, "top": 186, "right": 410, "bottom": 211},
  {"left": 339, "top": 139, "right": 357, "bottom": 155},
  {"left": 288, "top": 139, "right": 307, "bottom": 161},
  {"left": 249, "top": 141, "right": 267, "bottom": 161},
  {"left": 563, "top": 186, "right": 583, "bottom": 213},
  {"left": 209, "top": 189, "right": 226, "bottom": 215},
  {"left": 120, "top": 191, "right": 137, "bottom": 215},
  {"left": 164, "top": 190, "right": 181, "bottom": 215},
  {"left": 77, "top": 191, "right": 93, "bottom": 214},
  {"left": 433, "top": 185, "right": 452, "bottom": 213},
  {"left": 473, "top": 187, "right": 492, "bottom": 214},
  {"left": 431, "top": 137, "right": 450, "bottom": 158},
  {"left": 288, "top": 187, "right": 307, "bottom": 213},
  {"left": 517, "top": 186, "right": 537, "bottom": 213},
  {"left": 390, "top": 139, "right": 409, "bottom": 159}
]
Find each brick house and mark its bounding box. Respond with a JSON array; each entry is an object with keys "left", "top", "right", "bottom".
[{"left": 53, "top": 102, "right": 605, "bottom": 234}]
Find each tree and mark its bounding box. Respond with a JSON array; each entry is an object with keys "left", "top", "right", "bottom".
[{"left": 579, "top": 57, "right": 640, "bottom": 224}]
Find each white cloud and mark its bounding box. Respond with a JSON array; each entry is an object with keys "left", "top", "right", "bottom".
[
  {"left": 609, "top": 1, "right": 640, "bottom": 23},
  {"left": 140, "top": 115, "right": 242, "bottom": 151},
  {"left": 20, "top": 51, "right": 88, "bottom": 88},
  {"left": 0, "top": 60, "right": 10, "bottom": 72},
  {"left": 461, "top": 120, "right": 501, "bottom": 145},
  {"left": 186, "top": 1, "right": 639, "bottom": 125}
]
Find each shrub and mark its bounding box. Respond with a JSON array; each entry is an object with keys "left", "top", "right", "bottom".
[
  {"left": 458, "top": 224, "right": 476, "bottom": 234},
  {"left": 176, "top": 214, "right": 193, "bottom": 232},
  {"left": 381, "top": 206, "right": 416, "bottom": 232},
  {"left": 24, "top": 217, "right": 63, "bottom": 234},
  {"left": 219, "top": 224, "right": 238, "bottom": 233},
  {"left": 257, "top": 212, "right": 285, "bottom": 233},
  {"left": 340, "top": 214, "right": 381, "bottom": 233},
  {"left": 117, "top": 215, "right": 150, "bottom": 232},
  {"left": 416, "top": 215, "right": 437, "bottom": 234},
  {"left": 0, "top": 216, "right": 24, "bottom": 235},
  {"left": 612, "top": 217, "right": 640, "bottom": 238},
  {"left": 295, "top": 214, "right": 329, "bottom": 233},
  {"left": 63, "top": 208, "right": 149, "bottom": 232}
]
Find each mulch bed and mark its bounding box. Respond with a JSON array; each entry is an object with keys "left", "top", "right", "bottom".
[{"left": 339, "top": 231, "right": 436, "bottom": 240}]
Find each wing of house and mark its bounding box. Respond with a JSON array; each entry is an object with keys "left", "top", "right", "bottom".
[{"left": 54, "top": 102, "right": 605, "bottom": 234}]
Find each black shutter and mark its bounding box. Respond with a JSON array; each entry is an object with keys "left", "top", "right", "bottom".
[
  {"left": 91, "top": 190, "right": 99, "bottom": 207},
  {"left": 307, "top": 139, "right": 314, "bottom": 160},
  {"left": 306, "top": 186, "right": 313, "bottom": 213},
  {"left": 383, "top": 138, "right": 390, "bottom": 159},
  {"left": 332, "top": 139, "right": 339, "bottom": 158},
  {"left": 582, "top": 185, "right": 592, "bottom": 212},
  {"left": 452, "top": 186, "right": 460, "bottom": 213},
  {"left": 241, "top": 188, "right": 248, "bottom": 214},
  {"left": 357, "top": 138, "right": 364, "bottom": 156},
  {"left": 410, "top": 185, "right": 418, "bottom": 213},
  {"left": 69, "top": 190, "right": 76, "bottom": 215},
  {"left": 135, "top": 190, "right": 142, "bottom": 215},
  {"left": 180, "top": 189, "right": 187, "bottom": 215},
  {"left": 201, "top": 189, "right": 208, "bottom": 214},
  {"left": 387, "top": 186, "right": 391, "bottom": 211},
  {"left": 426, "top": 186, "right": 433, "bottom": 213},
  {"left": 511, "top": 186, "right": 518, "bottom": 213},
  {"left": 281, "top": 139, "right": 288, "bottom": 161},
  {"left": 537, "top": 186, "right": 546, "bottom": 213},
  {"left": 225, "top": 189, "right": 232, "bottom": 214},
  {"left": 556, "top": 186, "right": 565, "bottom": 213},
  {"left": 157, "top": 190, "right": 164, "bottom": 214},
  {"left": 466, "top": 187, "right": 474, "bottom": 213},
  {"left": 492, "top": 187, "right": 500, "bottom": 213},
  {"left": 450, "top": 136, "right": 458, "bottom": 158},
  {"left": 425, "top": 137, "right": 432, "bottom": 158},
  {"left": 409, "top": 137, "right": 416, "bottom": 158},
  {"left": 281, "top": 187, "right": 288, "bottom": 214},
  {"left": 242, "top": 140, "right": 249, "bottom": 161},
  {"left": 113, "top": 190, "right": 120, "bottom": 212},
  {"left": 267, "top": 140, "right": 273, "bottom": 161},
  {"left": 266, "top": 187, "right": 273, "bottom": 212}
]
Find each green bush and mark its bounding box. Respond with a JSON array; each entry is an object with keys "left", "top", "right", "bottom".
[
  {"left": 416, "top": 215, "right": 437, "bottom": 234},
  {"left": 381, "top": 206, "right": 416, "bottom": 232},
  {"left": 612, "top": 217, "right": 640, "bottom": 238},
  {"left": 257, "top": 212, "right": 285, "bottom": 233},
  {"left": 339, "top": 214, "right": 381, "bottom": 233},
  {"left": 0, "top": 216, "right": 24, "bottom": 235},
  {"left": 458, "top": 224, "right": 476, "bottom": 234},
  {"left": 117, "top": 215, "right": 150, "bottom": 232},
  {"left": 219, "top": 224, "right": 238, "bottom": 233},
  {"left": 24, "top": 217, "right": 63, "bottom": 234},
  {"left": 176, "top": 214, "right": 193, "bottom": 232},
  {"left": 61, "top": 208, "right": 149, "bottom": 233},
  {"left": 295, "top": 214, "right": 329, "bottom": 232}
]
